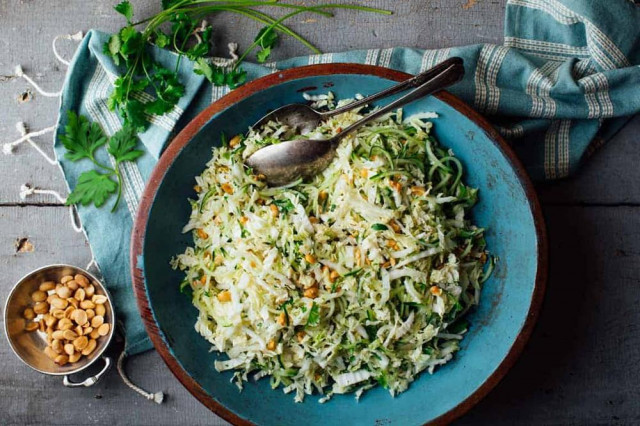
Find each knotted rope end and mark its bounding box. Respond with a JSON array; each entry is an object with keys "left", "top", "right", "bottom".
[{"left": 151, "top": 392, "right": 165, "bottom": 404}]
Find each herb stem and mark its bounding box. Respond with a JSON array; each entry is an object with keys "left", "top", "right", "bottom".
[{"left": 111, "top": 165, "right": 123, "bottom": 212}]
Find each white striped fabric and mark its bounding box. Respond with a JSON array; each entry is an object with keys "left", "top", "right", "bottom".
[
  {"left": 505, "top": 37, "right": 589, "bottom": 57},
  {"left": 526, "top": 60, "right": 563, "bottom": 118},
  {"left": 474, "top": 45, "right": 509, "bottom": 115},
  {"left": 508, "top": 0, "right": 630, "bottom": 70}
]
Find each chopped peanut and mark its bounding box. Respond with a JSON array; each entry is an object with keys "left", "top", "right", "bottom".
[
  {"left": 229, "top": 135, "right": 242, "bottom": 148},
  {"left": 270, "top": 204, "right": 279, "bottom": 217},
  {"left": 360, "top": 168, "right": 368, "bottom": 178},
  {"left": 336, "top": 127, "right": 342, "bottom": 133},
  {"left": 193, "top": 185, "right": 202, "bottom": 193},
  {"left": 355, "top": 247, "right": 362, "bottom": 267},
  {"left": 389, "top": 180, "right": 403, "bottom": 192},
  {"left": 256, "top": 174, "right": 266, "bottom": 181},
  {"left": 296, "top": 331, "right": 306, "bottom": 343},
  {"left": 410, "top": 185, "right": 426, "bottom": 196},
  {"left": 266, "top": 339, "right": 276, "bottom": 351},
  {"left": 199, "top": 275, "right": 207, "bottom": 285},
  {"left": 196, "top": 229, "right": 209, "bottom": 239},
  {"left": 217, "top": 290, "right": 231, "bottom": 302},
  {"left": 304, "top": 254, "right": 316, "bottom": 264},
  {"left": 303, "top": 286, "right": 319, "bottom": 299},
  {"left": 277, "top": 312, "right": 287, "bottom": 326},
  {"left": 381, "top": 261, "right": 391, "bottom": 269},
  {"left": 239, "top": 216, "right": 249, "bottom": 225},
  {"left": 250, "top": 261, "right": 257, "bottom": 268},
  {"left": 221, "top": 183, "right": 234, "bottom": 194},
  {"left": 214, "top": 254, "right": 224, "bottom": 265},
  {"left": 321, "top": 265, "right": 329, "bottom": 274},
  {"left": 430, "top": 286, "right": 443, "bottom": 296},
  {"left": 389, "top": 220, "right": 401, "bottom": 233},
  {"left": 386, "top": 240, "right": 399, "bottom": 250},
  {"left": 480, "top": 252, "right": 488, "bottom": 264},
  {"left": 390, "top": 257, "right": 397, "bottom": 267},
  {"left": 318, "top": 191, "right": 328, "bottom": 203},
  {"left": 309, "top": 216, "right": 319, "bottom": 224},
  {"left": 329, "top": 271, "right": 340, "bottom": 283}
]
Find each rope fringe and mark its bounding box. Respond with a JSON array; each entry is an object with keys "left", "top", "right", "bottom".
[
  {"left": 13, "top": 122, "right": 58, "bottom": 165},
  {"left": 3, "top": 124, "right": 57, "bottom": 156},
  {"left": 14, "top": 65, "right": 62, "bottom": 98},
  {"left": 210, "top": 43, "right": 239, "bottom": 68},
  {"left": 19, "top": 184, "right": 83, "bottom": 233},
  {"left": 117, "top": 351, "right": 165, "bottom": 404},
  {"left": 52, "top": 31, "right": 84, "bottom": 66}
]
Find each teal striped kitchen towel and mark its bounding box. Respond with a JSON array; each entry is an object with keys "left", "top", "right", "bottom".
[{"left": 55, "top": 0, "right": 640, "bottom": 355}]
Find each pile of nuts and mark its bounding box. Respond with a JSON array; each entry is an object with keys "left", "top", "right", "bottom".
[{"left": 23, "top": 273, "right": 110, "bottom": 366}]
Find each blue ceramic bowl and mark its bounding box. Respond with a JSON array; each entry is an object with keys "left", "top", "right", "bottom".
[{"left": 132, "top": 64, "right": 547, "bottom": 425}]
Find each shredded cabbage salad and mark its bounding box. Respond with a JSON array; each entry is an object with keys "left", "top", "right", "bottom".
[{"left": 171, "top": 93, "right": 493, "bottom": 403}]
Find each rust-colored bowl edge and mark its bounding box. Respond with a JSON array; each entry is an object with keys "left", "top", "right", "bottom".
[{"left": 130, "top": 63, "right": 548, "bottom": 426}]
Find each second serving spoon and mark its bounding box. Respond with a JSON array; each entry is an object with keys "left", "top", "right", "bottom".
[{"left": 246, "top": 58, "right": 465, "bottom": 186}]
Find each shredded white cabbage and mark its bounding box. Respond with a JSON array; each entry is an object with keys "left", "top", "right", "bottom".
[{"left": 171, "top": 94, "right": 493, "bottom": 403}]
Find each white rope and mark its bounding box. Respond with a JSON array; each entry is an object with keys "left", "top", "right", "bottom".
[
  {"left": 14, "top": 122, "right": 58, "bottom": 165},
  {"left": 210, "top": 43, "right": 239, "bottom": 68},
  {"left": 19, "top": 183, "right": 65, "bottom": 203},
  {"left": 86, "top": 257, "right": 99, "bottom": 272},
  {"left": 14, "top": 65, "right": 62, "bottom": 98},
  {"left": 3, "top": 124, "right": 57, "bottom": 155},
  {"left": 19, "top": 184, "right": 83, "bottom": 233},
  {"left": 116, "top": 351, "right": 165, "bottom": 404},
  {"left": 52, "top": 31, "right": 84, "bottom": 66}
]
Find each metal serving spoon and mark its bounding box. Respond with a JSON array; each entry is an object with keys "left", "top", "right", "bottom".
[
  {"left": 251, "top": 57, "right": 463, "bottom": 134},
  {"left": 246, "top": 58, "right": 465, "bottom": 186}
]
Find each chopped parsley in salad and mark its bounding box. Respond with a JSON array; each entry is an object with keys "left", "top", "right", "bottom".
[{"left": 171, "top": 93, "right": 494, "bottom": 403}]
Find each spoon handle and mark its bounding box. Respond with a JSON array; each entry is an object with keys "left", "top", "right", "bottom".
[
  {"left": 322, "top": 57, "right": 463, "bottom": 118},
  {"left": 335, "top": 61, "right": 465, "bottom": 140}
]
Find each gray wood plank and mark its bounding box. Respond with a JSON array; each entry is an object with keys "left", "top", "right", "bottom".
[
  {"left": 460, "top": 205, "right": 640, "bottom": 425},
  {"left": 4, "top": 205, "right": 640, "bottom": 425}
]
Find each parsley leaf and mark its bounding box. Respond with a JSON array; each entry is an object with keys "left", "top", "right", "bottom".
[
  {"left": 193, "top": 58, "right": 214, "bottom": 81},
  {"left": 255, "top": 26, "right": 278, "bottom": 49},
  {"left": 114, "top": 0, "right": 134, "bottom": 23},
  {"left": 372, "top": 223, "right": 389, "bottom": 231},
  {"left": 107, "top": 125, "right": 144, "bottom": 164},
  {"left": 154, "top": 30, "right": 171, "bottom": 48},
  {"left": 105, "top": 35, "right": 122, "bottom": 66},
  {"left": 66, "top": 170, "right": 118, "bottom": 208},
  {"left": 225, "top": 68, "right": 247, "bottom": 89},
  {"left": 307, "top": 302, "right": 320, "bottom": 326},
  {"left": 59, "top": 112, "right": 108, "bottom": 162},
  {"left": 273, "top": 198, "right": 294, "bottom": 213},
  {"left": 256, "top": 47, "right": 271, "bottom": 63}
]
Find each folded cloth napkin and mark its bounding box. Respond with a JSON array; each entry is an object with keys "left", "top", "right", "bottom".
[{"left": 55, "top": 0, "right": 640, "bottom": 355}]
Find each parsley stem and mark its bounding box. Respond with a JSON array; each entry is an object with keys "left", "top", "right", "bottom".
[
  {"left": 227, "top": 8, "right": 321, "bottom": 54},
  {"left": 111, "top": 165, "right": 123, "bottom": 213},
  {"left": 234, "top": 7, "right": 323, "bottom": 68}
]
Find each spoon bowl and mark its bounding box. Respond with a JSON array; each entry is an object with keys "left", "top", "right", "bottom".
[
  {"left": 247, "top": 59, "right": 465, "bottom": 185},
  {"left": 251, "top": 104, "right": 325, "bottom": 134}
]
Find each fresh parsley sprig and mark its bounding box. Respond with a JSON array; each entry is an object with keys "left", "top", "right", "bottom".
[
  {"left": 64, "top": 1, "right": 390, "bottom": 210},
  {"left": 60, "top": 111, "right": 143, "bottom": 211},
  {"left": 103, "top": 0, "right": 391, "bottom": 132}
]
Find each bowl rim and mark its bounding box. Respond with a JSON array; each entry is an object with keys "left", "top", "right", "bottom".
[
  {"left": 4, "top": 263, "right": 116, "bottom": 376},
  {"left": 130, "top": 63, "right": 548, "bottom": 425}
]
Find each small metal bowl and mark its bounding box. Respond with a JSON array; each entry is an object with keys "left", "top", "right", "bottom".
[{"left": 4, "top": 264, "right": 115, "bottom": 387}]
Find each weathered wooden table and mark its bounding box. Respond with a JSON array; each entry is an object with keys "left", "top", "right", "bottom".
[{"left": 1, "top": 1, "right": 639, "bottom": 424}]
